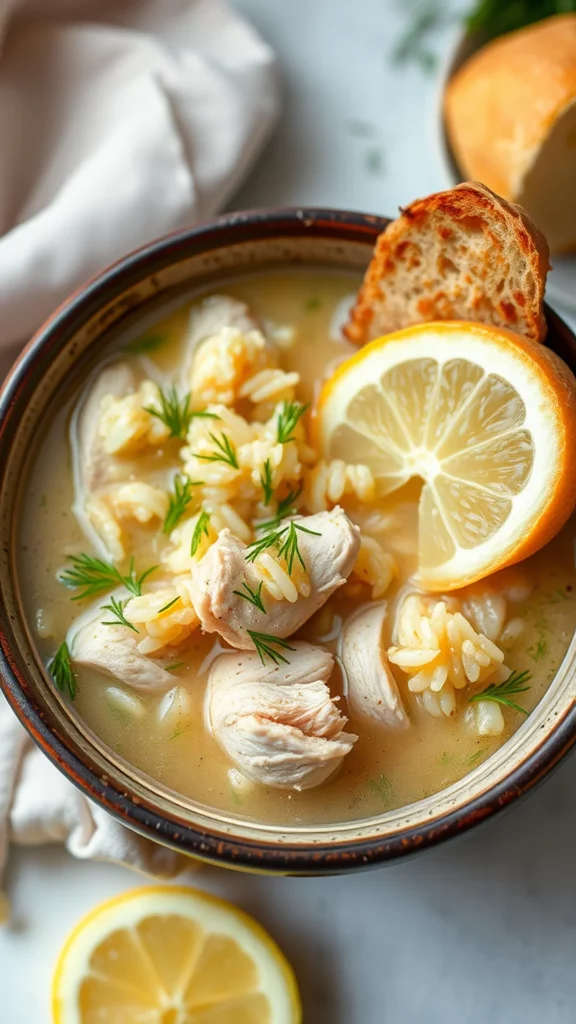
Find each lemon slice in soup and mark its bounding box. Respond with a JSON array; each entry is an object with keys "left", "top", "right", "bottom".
[
  {"left": 52, "top": 886, "right": 300, "bottom": 1024},
  {"left": 314, "top": 321, "right": 576, "bottom": 590}
]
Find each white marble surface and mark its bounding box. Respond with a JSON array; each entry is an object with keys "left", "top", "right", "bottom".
[{"left": 3, "top": 1, "right": 576, "bottom": 1020}]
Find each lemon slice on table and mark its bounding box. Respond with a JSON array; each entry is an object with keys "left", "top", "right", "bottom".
[
  {"left": 314, "top": 321, "right": 576, "bottom": 590},
  {"left": 52, "top": 885, "right": 301, "bottom": 1024}
]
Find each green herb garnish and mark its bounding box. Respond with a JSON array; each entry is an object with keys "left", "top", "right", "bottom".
[
  {"left": 124, "top": 333, "right": 165, "bottom": 355},
  {"left": 277, "top": 520, "right": 320, "bottom": 574},
  {"left": 365, "top": 148, "right": 386, "bottom": 177},
  {"left": 245, "top": 528, "right": 284, "bottom": 564},
  {"left": 527, "top": 636, "right": 547, "bottom": 662},
  {"left": 246, "top": 519, "right": 319, "bottom": 575},
  {"left": 59, "top": 554, "right": 156, "bottom": 601},
  {"left": 368, "top": 774, "right": 393, "bottom": 803},
  {"left": 305, "top": 296, "right": 321, "bottom": 312},
  {"left": 233, "top": 580, "right": 266, "bottom": 613},
  {"left": 190, "top": 511, "right": 211, "bottom": 557},
  {"left": 144, "top": 385, "right": 218, "bottom": 440},
  {"left": 247, "top": 630, "right": 296, "bottom": 666},
  {"left": 101, "top": 595, "right": 139, "bottom": 633},
  {"left": 163, "top": 475, "right": 202, "bottom": 534},
  {"left": 260, "top": 459, "right": 274, "bottom": 505},
  {"left": 258, "top": 488, "right": 302, "bottom": 531},
  {"left": 195, "top": 431, "right": 239, "bottom": 469},
  {"left": 276, "top": 400, "right": 308, "bottom": 444},
  {"left": 165, "top": 661, "right": 185, "bottom": 672},
  {"left": 48, "top": 641, "right": 77, "bottom": 700},
  {"left": 469, "top": 669, "right": 531, "bottom": 715},
  {"left": 157, "top": 596, "right": 181, "bottom": 614}
]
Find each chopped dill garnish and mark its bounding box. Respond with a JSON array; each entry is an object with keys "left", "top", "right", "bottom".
[
  {"left": 233, "top": 580, "right": 266, "bottom": 613},
  {"left": 101, "top": 595, "right": 139, "bottom": 633},
  {"left": 258, "top": 487, "right": 302, "bottom": 531},
  {"left": 163, "top": 475, "right": 202, "bottom": 534},
  {"left": 466, "top": 747, "right": 489, "bottom": 767},
  {"left": 157, "top": 596, "right": 181, "bottom": 614},
  {"left": 469, "top": 669, "right": 531, "bottom": 715},
  {"left": 466, "top": 0, "right": 576, "bottom": 43},
  {"left": 195, "top": 431, "right": 239, "bottom": 469},
  {"left": 368, "top": 774, "right": 393, "bottom": 802},
  {"left": 144, "top": 385, "right": 219, "bottom": 440},
  {"left": 305, "top": 296, "right": 321, "bottom": 312},
  {"left": 165, "top": 661, "right": 185, "bottom": 672},
  {"left": 247, "top": 630, "right": 296, "bottom": 666},
  {"left": 59, "top": 554, "right": 156, "bottom": 601},
  {"left": 246, "top": 520, "right": 319, "bottom": 574},
  {"left": 260, "top": 459, "right": 274, "bottom": 505},
  {"left": 48, "top": 641, "right": 77, "bottom": 700},
  {"left": 277, "top": 521, "right": 321, "bottom": 574},
  {"left": 276, "top": 400, "right": 308, "bottom": 444},
  {"left": 124, "top": 333, "right": 165, "bottom": 355},
  {"left": 527, "top": 636, "right": 547, "bottom": 662},
  {"left": 245, "top": 528, "right": 284, "bottom": 564},
  {"left": 170, "top": 724, "right": 192, "bottom": 740},
  {"left": 190, "top": 511, "right": 211, "bottom": 557}
]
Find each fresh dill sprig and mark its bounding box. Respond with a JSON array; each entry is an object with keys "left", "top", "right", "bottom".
[
  {"left": 48, "top": 642, "right": 77, "bottom": 700},
  {"left": 59, "top": 554, "right": 156, "bottom": 601},
  {"left": 195, "top": 431, "right": 239, "bottom": 469},
  {"left": 124, "top": 333, "right": 165, "bottom": 355},
  {"left": 233, "top": 580, "right": 266, "bottom": 613},
  {"left": 278, "top": 521, "right": 320, "bottom": 573},
  {"left": 165, "top": 661, "right": 185, "bottom": 672},
  {"left": 157, "top": 596, "right": 181, "bottom": 614},
  {"left": 246, "top": 520, "right": 319, "bottom": 574},
  {"left": 163, "top": 475, "right": 202, "bottom": 534},
  {"left": 247, "top": 630, "right": 296, "bottom": 666},
  {"left": 276, "top": 400, "right": 309, "bottom": 444},
  {"left": 144, "top": 385, "right": 219, "bottom": 440},
  {"left": 101, "top": 596, "right": 139, "bottom": 633},
  {"left": 245, "top": 528, "right": 284, "bottom": 564},
  {"left": 258, "top": 487, "right": 302, "bottom": 531},
  {"left": 469, "top": 669, "right": 531, "bottom": 715},
  {"left": 191, "top": 511, "right": 211, "bottom": 557},
  {"left": 279, "top": 521, "right": 320, "bottom": 572},
  {"left": 260, "top": 459, "right": 274, "bottom": 505}
]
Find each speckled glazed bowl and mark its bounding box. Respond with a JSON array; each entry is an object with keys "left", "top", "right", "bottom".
[{"left": 2, "top": 209, "right": 576, "bottom": 875}]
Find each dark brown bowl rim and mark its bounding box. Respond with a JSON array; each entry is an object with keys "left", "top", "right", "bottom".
[{"left": 1, "top": 206, "right": 576, "bottom": 875}]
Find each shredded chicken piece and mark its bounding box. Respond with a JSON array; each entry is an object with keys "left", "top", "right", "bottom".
[
  {"left": 207, "top": 642, "right": 357, "bottom": 790},
  {"left": 69, "top": 603, "right": 174, "bottom": 693},
  {"left": 192, "top": 508, "right": 361, "bottom": 649},
  {"left": 342, "top": 603, "right": 409, "bottom": 730}
]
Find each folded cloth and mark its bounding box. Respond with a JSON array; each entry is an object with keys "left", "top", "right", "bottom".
[
  {"left": 0, "top": 692, "right": 189, "bottom": 920},
  {"left": 0, "top": 0, "right": 279, "bottom": 349},
  {"left": 0, "top": 0, "right": 278, "bottom": 910}
]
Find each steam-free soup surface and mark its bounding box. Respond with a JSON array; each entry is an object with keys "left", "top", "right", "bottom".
[{"left": 19, "top": 269, "right": 576, "bottom": 825}]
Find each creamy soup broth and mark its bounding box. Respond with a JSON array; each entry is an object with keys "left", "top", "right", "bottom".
[{"left": 18, "top": 269, "right": 576, "bottom": 825}]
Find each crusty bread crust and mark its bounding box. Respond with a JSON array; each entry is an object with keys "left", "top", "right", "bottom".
[{"left": 345, "top": 182, "right": 550, "bottom": 345}]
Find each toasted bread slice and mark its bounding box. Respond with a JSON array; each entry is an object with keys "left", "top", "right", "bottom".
[{"left": 345, "top": 182, "right": 550, "bottom": 345}]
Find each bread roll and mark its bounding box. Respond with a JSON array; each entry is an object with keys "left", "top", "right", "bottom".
[{"left": 444, "top": 14, "right": 576, "bottom": 254}]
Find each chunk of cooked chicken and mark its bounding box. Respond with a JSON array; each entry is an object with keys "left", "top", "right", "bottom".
[
  {"left": 341, "top": 603, "right": 409, "bottom": 730},
  {"left": 73, "top": 361, "right": 136, "bottom": 494},
  {"left": 192, "top": 508, "right": 361, "bottom": 649},
  {"left": 207, "top": 642, "right": 357, "bottom": 790},
  {"left": 69, "top": 605, "right": 174, "bottom": 693}
]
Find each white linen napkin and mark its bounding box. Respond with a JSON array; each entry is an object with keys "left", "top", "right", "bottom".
[
  {"left": 0, "top": 0, "right": 279, "bottom": 351},
  {"left": 0, "top": 0, "right": 279, "bottom": 910}
]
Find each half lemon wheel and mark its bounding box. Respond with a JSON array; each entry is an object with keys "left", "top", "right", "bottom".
[
  {"left": 52, "top": 885, "right": 301, "bottom": 1024},
  {"left": 314, "top": 321, "right": 576, "bottom": 590}
]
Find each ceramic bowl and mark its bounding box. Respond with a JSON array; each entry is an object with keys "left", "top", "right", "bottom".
[
  {"left": 1, "top": 208, "right": 576, "bottom": 875},
  {"left": 436, "top": 27, "right": 576, "bottom": 313}
]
